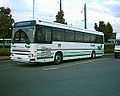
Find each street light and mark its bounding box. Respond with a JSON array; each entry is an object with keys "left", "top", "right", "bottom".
[
  {"left": 80, "top": 3, "right": 87, "bottom": 29},
  {"left": 84, "top": 3, "right": 87, "bottom": 29},
  {"left": 60, "top": 0, "right": 62, "bottom": 11},
  {"left": 33, "top": 0, "right": 35, "bottom": 19}
]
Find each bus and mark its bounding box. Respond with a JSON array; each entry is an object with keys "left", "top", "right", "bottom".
[
  {"left": 0, "top": 38, "right": 11, "bottom": 48},
  {"left": 10, "top": 20, "right": 104, "bottom": 64}
]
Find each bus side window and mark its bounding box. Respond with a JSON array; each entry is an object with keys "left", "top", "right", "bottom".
[
  {"left": 52, "top": 28, "right": 64, "bottom": 41},
  {"left": 91, "top": 34, "right": 96, "bottom": 43},
  {"left": 35, "top": 26, "right": 52, "bottom": 43},
  {"left": 99, "top": 35, "right": 104, "bottom": 44},
  {"left": 35, "top": 26, "right": 45, "bottom": 43},
  {"left": 75, "top": 31, "right": 83, "bottom": 42},
  {"left": 65, "top": 30, "right": 75, "bottom": 42},
  {"left": 84, "top": 33, "right": 90, "bottom": 43},
  {"left": 45, "top": 28, "right": 51, "bottom": 42},
  {"left": 95, "top": 35, "right": 103, "bottom": 44}
]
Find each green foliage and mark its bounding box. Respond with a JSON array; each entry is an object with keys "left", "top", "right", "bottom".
[
  {"left": 0, "top": 7, "right": 14, "bottom": 48},
  {"left": 94, "top": 23, "right": 98, "bottom": 31},
  {"left": 0, "top": 48, "right": 10, "bottom": 56},
  {"left": 94, "top": 21, "right": 113, "bottom": 42},
  {"left": 54, "top": 10, "right": 67, "bottom": 24},
  {"left": 0, "top": 7, "right": 14, "bottom": 39}
]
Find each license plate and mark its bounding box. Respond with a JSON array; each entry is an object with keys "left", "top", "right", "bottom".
[{"left": 17, "top": 57, "right": 22, "bottom": 59}]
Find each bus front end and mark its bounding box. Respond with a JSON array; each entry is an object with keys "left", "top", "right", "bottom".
[
  {"left": 11, "top": 44, "right": 37, "bottom": 63},
  {"left": 10, "top": 20, "right": 37, "bottom": 63}
]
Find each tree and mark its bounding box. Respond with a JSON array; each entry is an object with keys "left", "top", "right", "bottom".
[
  {"left": 54, "top": 10, "right": 67, "bottom": 24},
  {"left": 98, "top": 21, "right": 106, "bottom": 32},
  {"left": 106, "top": 22, "right": 113, "bottom": 41},
  {"left": 94, "top": 21, "right": 113, "bottom": 42},
  {"left": 94, "top": 23, "right": 98, "bottom": 31},
  {"left": 0, "top": 7, "right": 14, "bottom": 47}
]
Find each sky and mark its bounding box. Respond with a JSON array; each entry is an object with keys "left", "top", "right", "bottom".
[{"left": 0, "top": 0, "right": 120, "bottom": 32}]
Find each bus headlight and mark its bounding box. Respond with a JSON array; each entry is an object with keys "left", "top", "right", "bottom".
[{"left": 28, "top": 54, "right": 32, "bottom": 58}]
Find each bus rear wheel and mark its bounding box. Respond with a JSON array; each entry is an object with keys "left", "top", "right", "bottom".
[
  {"left": 54, "top": 53, "right": 63, "bottom": 64},
  {"left": 91, "top": 51, "right": 96, "bottom": 59}
]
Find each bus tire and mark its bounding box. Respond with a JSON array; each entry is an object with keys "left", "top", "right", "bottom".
[
  {"left": 91, "top": 51, "right": 96, "bottom": 59},
  {"left": 54, "top": 53, "right": 63, "bottom": 64}
]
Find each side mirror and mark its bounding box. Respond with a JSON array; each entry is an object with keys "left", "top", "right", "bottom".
[{"left": 12, "top": 40, "right": 14, "bottom": 44}]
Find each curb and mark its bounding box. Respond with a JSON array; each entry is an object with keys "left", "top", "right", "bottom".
[
  {"left": 0, "top": 56, "right": 10, "bottom": 61},
  {"left": 104, "top": 53, "right": 114, "bottom": 56}
]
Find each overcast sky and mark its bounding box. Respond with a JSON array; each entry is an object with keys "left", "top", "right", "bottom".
[{"left": 0, "top": 0, "right": 120, "bottom": 32}]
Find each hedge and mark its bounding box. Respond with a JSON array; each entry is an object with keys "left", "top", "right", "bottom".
[{"left": 0, "top": 48, "right": 10, "bottom": 56}]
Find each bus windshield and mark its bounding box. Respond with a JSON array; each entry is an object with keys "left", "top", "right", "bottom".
[
  {"left": 116, "top": 40, "right": 120, "bottom": 45},
  {"left": 12, "top": 26, "right": 34, "bottom": 44}
]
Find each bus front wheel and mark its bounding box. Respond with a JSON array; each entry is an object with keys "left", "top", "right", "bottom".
[
  {"left": 114, "top": 53, "right": 118, "bottom": 58},
  {"left": 54, "top": 53, "right": 63, "bottom": 64}
]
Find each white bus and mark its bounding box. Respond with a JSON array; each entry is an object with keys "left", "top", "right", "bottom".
[{"left": 10, "top": 20, "right": 104, "bottom": 64}]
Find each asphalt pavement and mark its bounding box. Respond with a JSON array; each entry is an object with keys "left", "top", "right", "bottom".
[{"left": 0, "top": 55, "right": 120, "bottom": 96}]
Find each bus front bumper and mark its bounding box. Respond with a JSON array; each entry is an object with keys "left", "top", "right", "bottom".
[{"left": 10, "top": 55, "right": 35, "bottom": 63}]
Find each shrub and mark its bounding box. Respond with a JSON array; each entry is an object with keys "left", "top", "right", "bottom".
[{"left": 0, "top": 48, "right": 10, "bottom": 56}]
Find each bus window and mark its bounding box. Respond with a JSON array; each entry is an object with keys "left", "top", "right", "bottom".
[
  {"left": 75, "top": 31, "right": 83, "bottom": 42},
  {"left": 52, "top": 28, "right": 64, "bottom": 41},
  {"left": 35, "top": 26, "right": 51, "bottom": 43},
  {"left": 91, "top": 34, "right": 96, "bottom": 43},
  {"left": 12, "top": 26, "right": 34, "bottom": 43},
  {"left": 95, "top": 35, "right": 103, "bottom": 44},
  {"left": 45, "top": 28, "right": 51, "bottom": 42},
  {"left": 35, "top": 26, "right": 45, "bottom": 42},
  {"left": 84, "top": 33, "right": 90, "bottom": 43},
  {"left": 13, "top": 29, "right": 30, "bottom": 44},
  {"left": 65, "top": 30, "right": 75, "bottom": 42}
]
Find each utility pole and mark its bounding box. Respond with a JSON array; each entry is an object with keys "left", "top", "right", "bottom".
[
  {"left": 60, "top": 0, "right": 62, "bottom": 11},
  {"left": 33, "top": 0, "right": 35, "bottom": 19},
  {"left": 84, "top": 3, "right": 87, "bottom": 29}
]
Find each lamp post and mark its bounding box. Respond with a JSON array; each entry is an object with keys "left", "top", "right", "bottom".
[
  {"left": 84, "top": 3, "right": 87, "bottom": 29},
  {"left": 60, "top": 0, "right": 62, "bottom": 11},
  {"left": 33, "top": 0, "right": 35, "bottom": 19}
]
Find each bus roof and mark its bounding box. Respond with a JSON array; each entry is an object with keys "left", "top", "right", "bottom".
[
  {"left": 15, "top": 20, "right": 104, "bottom": 36},
  {"left": 37, "top": 20, "right": 104, "bottom": 36}
]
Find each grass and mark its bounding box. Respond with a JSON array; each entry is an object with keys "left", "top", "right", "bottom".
[{"left": 0, "top": 48, "right": 10, "bottom": 56}]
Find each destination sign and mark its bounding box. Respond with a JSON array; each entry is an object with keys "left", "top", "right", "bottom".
[{"left": 14, "top": 20, "right": 36, "bottom": 27}]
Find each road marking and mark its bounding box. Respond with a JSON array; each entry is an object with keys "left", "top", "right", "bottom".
[
  {"left": 42, "top": 58, "right": 100, "bottom": 71},
  {"left": 42, "top": 63, "right": 79, "bottom": 71},
  {"left": 42, "top": 67, "right": 58, "bottom": 71}
]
